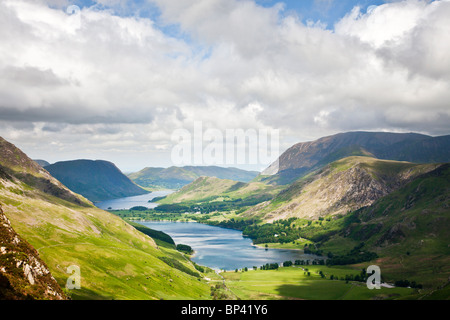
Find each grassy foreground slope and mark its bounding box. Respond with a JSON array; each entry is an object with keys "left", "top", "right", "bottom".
[
  {"left": 1, "top": 204, "right": 66, "bottom": 300},
  {"left": 0, "top": 137, "right": 210, "bottom": 300}
]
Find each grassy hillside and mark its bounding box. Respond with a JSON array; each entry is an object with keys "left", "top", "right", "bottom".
[
  {"left": 128, "top": 166, "right": 259, "bottom": 190},
  {"left": 318, "top": 163, "right": 450, "bottom": 289},
  {"left": 1, "top": 204, "right": 66, "bottom": 300},
  {"left": 0, "top": 137, "right": 211, "bottom": 300},
  {"left": 154, "top": 176, "right": 283, "bottom": 216},
  {"left": 46, "top": 160, "right": 149, "bottom": 202}
]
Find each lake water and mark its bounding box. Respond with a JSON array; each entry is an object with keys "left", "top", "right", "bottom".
[
  {"left": 95, "top": 190, "right": 174, "bottom": 210},
  {"left": 138, "top": 221, "right": 322, "bottom": 271}
]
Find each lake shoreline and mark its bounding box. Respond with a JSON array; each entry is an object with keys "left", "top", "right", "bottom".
[{"left": 138, "top": 220, "right": 325, "bottom": 271}]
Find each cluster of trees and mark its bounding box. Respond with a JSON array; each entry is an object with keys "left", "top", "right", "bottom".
[
  {"left": 303, "top": 245, "right": 324, "bottom": 256},
  {"left": 129, "top": 206, "right": 149, "bottom": 211},
  {"left": 394, "top": 280, "right": 423, "bottom": 289},
  {"left": 154, "top": 194, "right": 273, "bottom": 214},
  {"left": 283, "top": 261, "right": 293, "bottom": 267},
  {"left": 212, "top": 218, "right": 302, "bottom": 245},
  {"left": 158, "top": 257, "right": 200, "bottom": 278},
  {"left": 176, "top": 244, "right": 193, "bottom": 254},
  {"left": 128, "top": 221, "right": 175, "bottom": 245},
  {"left": 209, "top": 218, "right": 256, "bottom": 231},
  {"left": 260, "top": 263, "right": 279, "bottom": 270},
  {"left": 325, "top": 243, "right": 378, "bottom": 266}
]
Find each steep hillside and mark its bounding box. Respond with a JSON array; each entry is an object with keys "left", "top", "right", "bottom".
[
  {"left": 261, "top": 132, "right": 450, "bottom": 184},
  {"left": 128, "top": 166, "right": 259, "bottom": 190},
  {"left": 0, "top": 204, "right": 66, "bottom": 300},
  {"left": 318, "top": 164, "right": 450, "bottom": 288},
  {"left": 247, "top": 157, "right": 439, "bottom": 222},
  {"left": 46, "top": 160, "right": 149, "bottom": 202},
  {"left": 0, "top": 137, "right": 89, "bottom": 207},
  {"left": 0, "top": 137, "right": 210, "bottom": 300}
]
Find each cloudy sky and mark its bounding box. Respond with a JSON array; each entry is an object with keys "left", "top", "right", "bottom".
[{"left": 0, "top": 0, "right": 449, "bottom": 172}]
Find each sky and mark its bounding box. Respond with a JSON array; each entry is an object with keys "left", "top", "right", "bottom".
[{"left": 0, "top": 0, "right": 449, "bottom": 172}]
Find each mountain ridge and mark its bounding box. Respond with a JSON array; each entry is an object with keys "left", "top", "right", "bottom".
[{"left": 261, "top": 131, "right": 450, "bottom": 184}]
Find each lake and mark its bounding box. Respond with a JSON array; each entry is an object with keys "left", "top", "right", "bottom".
[
  {"left": 138, "top": 221, "right": 322, "bottom": 271},
  {"left": 95, "top": 190, "right": 174, "bottom": 210}
]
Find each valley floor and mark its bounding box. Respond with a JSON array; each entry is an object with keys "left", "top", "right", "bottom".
[{"left": 218, "top": 266, "right": 421, "bottom": 300}]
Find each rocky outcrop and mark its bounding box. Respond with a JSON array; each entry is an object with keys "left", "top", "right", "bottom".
[
  {"left": 0, "top": 204, "right": 67, "bottom": 300},
  {"left": 254, "top": 157, "right": 439, "bottom": 222}
]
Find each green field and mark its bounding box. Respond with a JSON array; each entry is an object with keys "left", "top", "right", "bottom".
[{"left": 221, "top": 266, "right": 416, "bottom": 300}]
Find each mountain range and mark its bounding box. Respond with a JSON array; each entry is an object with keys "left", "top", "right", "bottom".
[
  {"left": 261, "top": 132, "right": 450, "bottom": 184},
  {"left": 128, "top": 165, "right": 259, "bottom": 190}
]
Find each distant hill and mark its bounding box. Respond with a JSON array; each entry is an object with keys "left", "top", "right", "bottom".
[
  {"left": 261, "top": 132, "right": 450, "bottom": 184},
  {"left": 34, "top": 159, "right": 51, "bottom": 167},
  {"left": 45, "top": 160, "right": 149, "bottom": 202},
  {"left": 128, "top": 166, "right": 260, "bottom": 190}
]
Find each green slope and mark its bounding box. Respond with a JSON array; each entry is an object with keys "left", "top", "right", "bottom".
[
  {"left": 0, "top": 137, "right": 211, "bottom": 300},
  {"left": 156, "top": 176, "right": 282, "bottom": 211},
  {"left": 307, "top": 164, "right": 450, "bottom": 290},
  {"left": 1, "top": 204, "right": 66, "bottom": 300}
]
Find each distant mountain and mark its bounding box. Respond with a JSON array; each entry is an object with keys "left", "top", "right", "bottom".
[
  {"left": 34, "top": 159, "right": 51, "bottom": 167},
  {"left": 128, "top": 166, "right": 260, "bottom": 190},
  {"left": 45, "top": 160, "right": 149, "bottom": 202},
  {"left": 261, "top": 132, "right": 450, "bottom": 184}
]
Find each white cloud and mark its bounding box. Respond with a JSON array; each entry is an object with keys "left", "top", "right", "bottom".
[{"left": 0, "top": 0, "right": 449, "bottom": 171}]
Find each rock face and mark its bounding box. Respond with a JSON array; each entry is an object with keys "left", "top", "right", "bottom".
[
  {"left": 249, "top": 157, "right": 438, "bottom": 222},
  {"left": 0, "top": 204, "right": 67, "bottom": 300}
]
